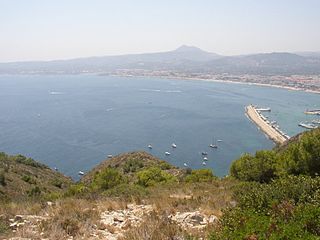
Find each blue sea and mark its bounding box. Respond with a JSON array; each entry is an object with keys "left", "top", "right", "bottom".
[{"left": 0, "top": 75, "right": 318, "bottom": 178}]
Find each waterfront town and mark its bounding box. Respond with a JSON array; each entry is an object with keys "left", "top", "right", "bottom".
[{"left": 107, "top": 69, "right": 320, "bottom": 94}]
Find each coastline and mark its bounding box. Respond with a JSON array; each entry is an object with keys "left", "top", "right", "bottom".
[
  {"left": 109, "top": 73, "right": 320, "bottom": 95},
  {"left": 245, "top": 105, "right": 287, "bottom": 144}
]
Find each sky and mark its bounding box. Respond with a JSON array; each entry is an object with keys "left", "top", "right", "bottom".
[{"left": 1, "top": 0, "right": 320, "bottom": 62}]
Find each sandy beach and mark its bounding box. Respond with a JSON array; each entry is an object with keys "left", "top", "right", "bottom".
[{"left": 246, "top": 105, "right": 287, "bottom": 144}]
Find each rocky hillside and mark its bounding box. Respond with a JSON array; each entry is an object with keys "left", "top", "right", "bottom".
[{"left": 0, "top": 152, "right": 72, "bottom": 201}]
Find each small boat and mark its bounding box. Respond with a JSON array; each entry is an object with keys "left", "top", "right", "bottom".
[
  {"left": 165, "top": 152, "right": 171, "bottom": 156},
  {"left": 148, "top": 144, "right": 153, "bottom": 149},
  {"left": 171, "top": 143, "right": 177, "bottom": 148},
  {"left": 298, "top": 122, "right": 318, "bottom": 129},
  {"left": 209, "top": 137, "right": 218, "bottom": 149},
  {"left": 201, "top": 152, "right": 208, "bottom": 156},
  {"left": 107, "top": 154, "right": 113, "bottom": 158},
  {"left": 312, "top": 119, "right": 320, "bottom": 124},
  {"left": 202, "top": 161, "right": 207, "bottom": 166},
  {"left": 183, "top": 163, "right": 188, "bottom": 167},
  {"left": 203, "top": 157, "right": 208, "bottom": 161},
  {"left": 78, "top": 171, "right": 85, "bottom": 176},
  {"left": 217, "top": 139, "right": 223, "bottom": 142},
  {"left": 54, "top": 167, "right": 58, "bottom": 171}
]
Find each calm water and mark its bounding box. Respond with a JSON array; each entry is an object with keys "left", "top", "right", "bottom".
[{"left": 0, "top": 75, "right": 319, "bottom": 178}]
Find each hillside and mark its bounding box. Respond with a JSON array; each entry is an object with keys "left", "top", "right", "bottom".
[
  {"left": 0, "top": 153, "right": 72, "bottom": 201},
  {"left": 0, "top": 129, "right": 320, "bottom": 239}
]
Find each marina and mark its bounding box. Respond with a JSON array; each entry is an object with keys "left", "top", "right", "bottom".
[{"left": 246, "top": 105, "right": 289, "bottom": 144}]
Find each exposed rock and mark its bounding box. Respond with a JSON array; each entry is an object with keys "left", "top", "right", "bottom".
[
  {"left": 169, "top": 211, "right": 217, "bottom": 231},
  {"left": 97, "top": 204, "right": 153, "bottom": 239}
]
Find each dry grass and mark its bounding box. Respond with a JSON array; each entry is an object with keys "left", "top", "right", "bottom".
[{"left": 120, "top": 212, "right": 187, "bottom": 240}]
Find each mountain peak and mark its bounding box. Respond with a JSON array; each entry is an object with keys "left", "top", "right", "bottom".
[{"left": 174, "top": 45, "right": 205, "bottom": 53}]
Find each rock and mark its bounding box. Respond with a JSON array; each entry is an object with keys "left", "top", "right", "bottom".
[
  {"left": 14, "top": 215, "right": 23, "bottom": 222},
  {"left": 169, "top": 210, "right": 218, "bottom": 232}
]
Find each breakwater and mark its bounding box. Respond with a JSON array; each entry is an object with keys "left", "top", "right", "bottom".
[{"left": 246, "top": 105, "right": 289, "bottom": 144}]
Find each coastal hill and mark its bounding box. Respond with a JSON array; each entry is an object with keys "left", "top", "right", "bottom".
[
  {"left": 1, "top": 46, "right": 320, "bottom": 75},
  {"left": 0, "top": 153, "right": 72, "bottom": 201},
  {"left": 1, "top": 129, "right": 320, "bottom": 239}
]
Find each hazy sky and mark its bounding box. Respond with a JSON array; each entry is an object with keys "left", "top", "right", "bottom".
[{"left": 1, "top": 0, "right": 320, "bottom": 62}]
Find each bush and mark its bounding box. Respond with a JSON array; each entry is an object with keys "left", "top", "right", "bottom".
[
  {"left": 92, "top": 168, "right": 125, "bottom": 190},
  {"left": 51, "top": 178, "right": 63, "bottom": 188},
  {"left": 230, "top": 151, "right": 276, "bottom": 183},
  {"left": 210, "top": 176, "right": 320, "bottom": 239},
  {"left": 0, "top": 171, "right": 5, "bottom": 186},
  {"left": 27, "top": 186, "right": 41, "bottom": 197},
  {"left": 65, "top": 183, "right": 88, "bottom": 197},
  {"left": 185, "top": 169, "right": 215, "bottom": 183},
  {"left": 123, "top": 159, "right": 144, "bottom": 173},
  {"left": 276, "top": 129, "right": 320, "bottom": 176},
  {"left": 230, "top": 129, "right": 320, "bottom": 183},
  {"left": 137, "top": 167, "right": 176, "bottom": 187},
  {"left": 233, "top": 176, "right": 320, "bottom": 212},
  {"left": 14, "top": 154, "right": 46, "bottom": 169},
  {"left": 103, "top": 183, "right": 148, "bottom": 198},
  {"left": 21, "top": 175, "right": 37, "bottom": 184}
]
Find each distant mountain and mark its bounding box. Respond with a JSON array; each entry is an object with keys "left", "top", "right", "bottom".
[
  {"left": 1, "top": 46, "right": 320, "bottom": 75},
  {"left": 203, "top": 52, "right": 320, "bottom": 74},
  {"left": 295, "top": 51, "right": 320, "bottom": 58}
]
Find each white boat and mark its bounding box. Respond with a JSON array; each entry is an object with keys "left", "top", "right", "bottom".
[
  {"left": 183, "top": 163, "right": 188, "bottom": 167},
  {"left": 298, "top": 122, "right": 318, "bottom": 129},
  {"left": 148, "top": 144, "right": 153, "bottom": 149},
  {"left": 312, "top": 119, "right": 320, "bottom": 124},
  {"left": 217, "top": 139, "right": 223, "bottom": 142},
  {"left": 256, "top": 107, "right": 271, "bottom": 112},
  {"left": 107, "top": 154, "right": 113, "bottom": 158},
  {"left": 165, "top": 152, "right": 171, "bottom": 156},
  {"left": 209, "top": 144, "right": 218, "bottom": 149},
  {"left": 78, "top": 171, "right": 84, "bottom": 176},
  {"left": 202, "top": 161, "right": 207, "bottom": 165},
  {"left": 171, "top": 143, "right": 177, "bottom": 148},
  {"left": 203, "top": 157, "right": 208, "bottom": 161}
]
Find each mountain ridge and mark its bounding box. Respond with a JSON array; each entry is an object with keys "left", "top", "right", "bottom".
[{"left": 1, "top": 46, "right": 320, "bottom": 75}]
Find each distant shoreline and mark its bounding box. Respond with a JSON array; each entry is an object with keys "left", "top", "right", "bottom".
[{"left": 109, "top": 74, "right": 320, "bottom": 95}]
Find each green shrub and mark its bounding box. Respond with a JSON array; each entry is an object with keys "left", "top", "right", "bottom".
[
  {"left": 159, "top": 161, "right": 172, "bottom": 170},
  {"left": 234, "top": 176, "right": 320, "bottom": 212},
  {"left": 0, "top": 171, "right": 5, "bottom": 186},
  {"left": 137, "top": 167, "right": 176, "bottom": 187},
  {"left": 65, "top": 183, "right": 88, "bottom": 197},
  {"left": 21, "top": 175, "right": 36, "bottom": 184},
  {"left": 0, "top": 218, "right": 8, "bottom": 234},
  {"left": 185, "top": 169, "right": 215, "bottom": 183},
  {"left": 14, "top": 154, "right": 46, "bottom": 169},
  {"left": 230, "top": 150, "right": 276, "bottom": 183},
  {"left": 123, "top": 159, "right": 144, "bottom": 173},
  {"left": 210, "top": 176, "right": 320, "bottom": 239},
  {"left": 92, "top": 168, "right": 125, "bottom": 190},
  {"left": 104, "top": 183, "right": 148, "bottom": 198},
  {"left": 51, "top": 178, "right": 63, "bottom": 188},
  {"left": 27, "top": 186, "right": 41, "bottom": 197}
]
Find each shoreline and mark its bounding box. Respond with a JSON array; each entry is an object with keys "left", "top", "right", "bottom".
[
  {"left": 245, "top": 105, "right": 287, "bottom": 144},
  {"left": 109, "top": 73, "right": 320, "bottom": 95}
]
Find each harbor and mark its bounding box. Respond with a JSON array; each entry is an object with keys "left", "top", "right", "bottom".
[{"left": 246, "top": 105, "right": 289, "bottom": 144}]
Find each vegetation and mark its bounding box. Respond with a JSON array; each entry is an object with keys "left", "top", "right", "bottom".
[
  {"left": 185, "top": 169, "right": 216, "bottom": 183},
  {"left": 1, "top": 129, "right": 320, "bottom": 239},
  {"left": 230, "top": 128, "right": 320, "bottom": 182},
  {"left": 211, "top": 129, "right": 320, "bottom": 239}
]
